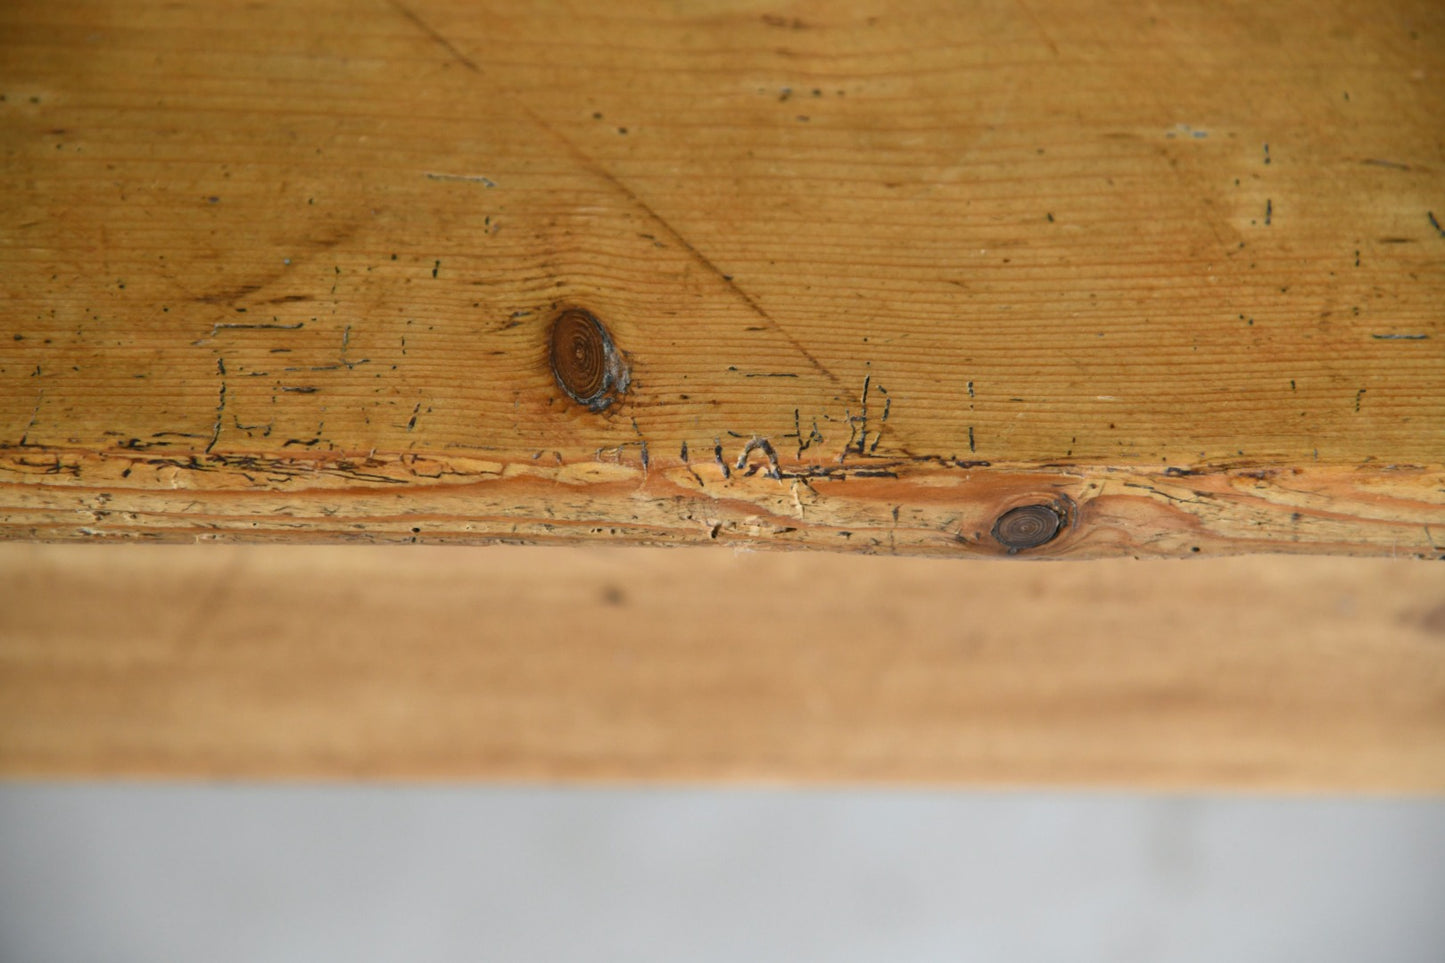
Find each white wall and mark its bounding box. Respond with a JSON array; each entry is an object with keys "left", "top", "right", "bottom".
[{"left": 1, "top": 787, "right": 1442, "bottom": 962}]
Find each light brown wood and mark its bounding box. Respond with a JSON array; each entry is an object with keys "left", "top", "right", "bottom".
[
  {"left": 1, "top": 0, "right": 1442, "bottom": 556},
  {"left": 1, "top": 544, "right": 1442, "bottom": 789}
]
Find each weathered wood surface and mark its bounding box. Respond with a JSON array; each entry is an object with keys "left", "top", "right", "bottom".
[
  {"left": 2, "top": 544, "right": 1442, "bottom": 789},
  {"left": 2, "top": 0, "right": 1443, "bottom": 556}
]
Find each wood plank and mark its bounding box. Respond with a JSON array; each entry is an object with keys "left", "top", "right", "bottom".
[
  {"left": 1, "top": 544, "right": 1442, "bottom": 789},
  {"left": 1, "top": 0, "right": 1443, "bottom": 556}
]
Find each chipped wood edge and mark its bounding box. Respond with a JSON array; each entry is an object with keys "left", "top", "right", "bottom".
[{"left": 1, "top": 447, "right": 1441, "bottom": 558}]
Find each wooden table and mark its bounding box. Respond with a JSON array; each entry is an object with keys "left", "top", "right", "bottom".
[
  {"left": 1, "top": 0, "right": 1442, "bottom": 787},
  {"left": 2, "top": 0, "right": 1441, "bottom": 555}
]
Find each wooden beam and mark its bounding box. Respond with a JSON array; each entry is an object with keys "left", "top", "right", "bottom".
[
  {"left": 1, "top": 0, "right": 1441, "bottom": 556},
  {"left": 2, "top": 544, "right": 1442, "bottom": 789}
]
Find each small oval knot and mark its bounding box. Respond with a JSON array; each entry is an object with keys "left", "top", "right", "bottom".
[
  {"left": 549, "top": 308, "right": 628, "bottom": 411},
  {"left": 992, "top": 504, "right": 1063, "bottom": 553}
]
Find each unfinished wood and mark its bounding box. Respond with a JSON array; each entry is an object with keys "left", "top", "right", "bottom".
[
  {"left": 1, "top": 544, "right": 1442, "bottom": 789},
  {"left": 1, "top": 0, "right": 1443, "bottom": 556}
]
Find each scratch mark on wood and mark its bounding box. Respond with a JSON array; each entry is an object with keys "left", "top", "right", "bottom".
[
  {"left": 18, "top": 390, "right": 43, "bottom": 446},
  {"left": 1012, "top": 0, "right": 1060, "bottom": 56},
  {"left": 194, "top": 284, "right": 262, "bottom": 305},
  {"left": 424, "top": 171, "right": 496, "bottom": 186},
  {"left": 385, "top": 0, "right": 841, "bottom": 387},
  {"left": 713, "top": 438, "right": 731, "bottom": 479},
  {"left": 206, "top": 360, "right": 226, "bottom": 454},
  {"left": 196, "top": 321, "right": 304, "bottom": 345},
  {"left": 735, "top": 436, "right": 782, "bottom": 479}
]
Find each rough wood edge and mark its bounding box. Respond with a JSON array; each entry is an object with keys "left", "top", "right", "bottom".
[{"left": 2, "top": 447, "right": 1441, "bottom": 558}]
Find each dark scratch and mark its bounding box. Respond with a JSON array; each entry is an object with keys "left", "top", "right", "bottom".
[
  {"left": 1013, "top": 0, "right": 1060, "bottom": 56},
  {"left": 679, "top": 441, "right": 705, "bottom": 486},
  {"left": 201, "top": 320, "right": 305, "bottom": 342},
  {"left": 1121, "top": 481, "right": 1210, "bottom": 507},
  {"left": 206, "top": 360, "right": 226, "bottom": 454},
  {"left": 425, "top": 171, "right": 496, "bottom": 186},
  {"left": 195, "top": 284, "right": 262, "bottom": 305},
  {"left": 388, "top": 0, "right": 480, "bottom": 72},
  {"left": 735, "top": 437, "right": 782, "bottom": 479},
  {"left": 793, "top": 408, "right": 824, "bottom": 458},
  {"left": 385, "top": 0, "right": 841, "bottom": 386},
  {"left": 18, "top": 390, "right": 42, "bottom": 446}
]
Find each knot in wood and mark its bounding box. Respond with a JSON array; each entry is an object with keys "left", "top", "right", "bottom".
[
  {"left": 992, "top": 504, "right": 1062, "bottom": 553},
  {"left": 549, "top": 308, "right": 628, "bottom": 411}
]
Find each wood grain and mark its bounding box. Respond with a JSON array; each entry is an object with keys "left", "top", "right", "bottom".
[
  {"left": 2, "top": 544, "right": 1442, "bottom": 789},
  {"left": 1, "top": 0, "right": 1443, "bottom": 555}
]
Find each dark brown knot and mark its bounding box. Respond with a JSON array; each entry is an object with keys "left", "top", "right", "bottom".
[
  {"left": 549, "top": 308, "right": 629, "bottom": 411},
  {"left": 991, "top": 504, "right": 1063, "bottom": 553}
]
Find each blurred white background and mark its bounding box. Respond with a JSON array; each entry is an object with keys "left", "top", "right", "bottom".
[{"left": 2, "top": 787, "right": 1442, "bottom": 962}]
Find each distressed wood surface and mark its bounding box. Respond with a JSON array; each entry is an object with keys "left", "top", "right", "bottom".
[
  {"left": 1, "top": 0, "right": 1443, "bottom": 555},
  {"left": 2, "top": 544, "right": 1443, "bottom": 789}
]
